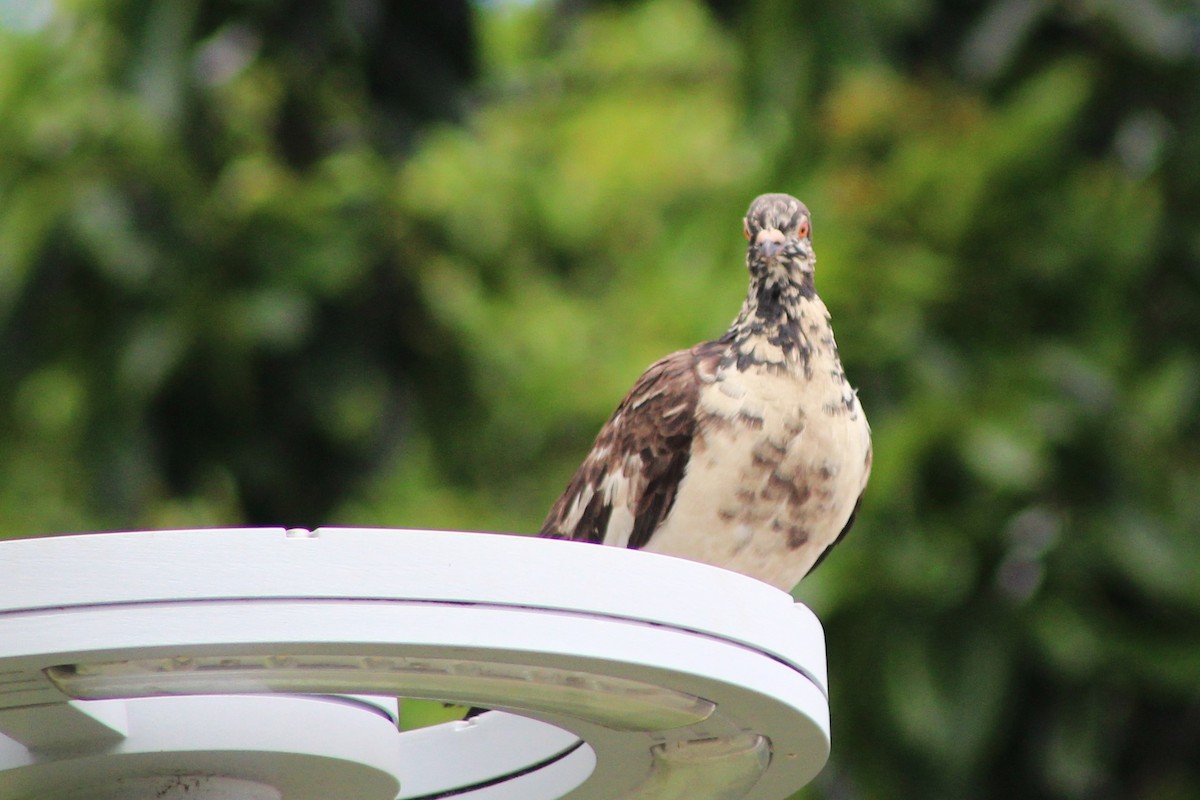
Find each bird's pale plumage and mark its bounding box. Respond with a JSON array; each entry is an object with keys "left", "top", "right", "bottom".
[{"left": 541, "top": 194, "right": 871, "bottom": 591}]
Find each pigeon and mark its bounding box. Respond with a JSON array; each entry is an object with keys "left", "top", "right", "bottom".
[{"left": 539, "top": 194, "right": 871, "bottom": 591}]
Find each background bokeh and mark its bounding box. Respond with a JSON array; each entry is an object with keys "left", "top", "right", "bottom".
[{"left": 2, "top": 0, "right": 1198, "bottom": 797}]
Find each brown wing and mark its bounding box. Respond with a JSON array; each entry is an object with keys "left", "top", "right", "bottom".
[{"left": 540, "top": 341, "right": 725, "bottom": 549}]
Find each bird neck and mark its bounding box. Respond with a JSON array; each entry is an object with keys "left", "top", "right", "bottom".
[{"left": 721, "top": 272, "right": 824, "bottom": 372}]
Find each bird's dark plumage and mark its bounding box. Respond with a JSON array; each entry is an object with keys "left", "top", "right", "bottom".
[
  {"left": 541, "top": 341, "right": 725, "bottom": 549},
  {"left": 540, "top": 194, "right": 871, "bottom": 591}
]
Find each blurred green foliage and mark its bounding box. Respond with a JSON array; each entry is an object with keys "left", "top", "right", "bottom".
[{"left": 2, "top": 0, "right": 1198, "bottom": 798}]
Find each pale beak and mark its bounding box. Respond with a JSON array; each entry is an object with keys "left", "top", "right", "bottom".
[{"left": 755, "top": 228, "right": 786, "bottom": 259}]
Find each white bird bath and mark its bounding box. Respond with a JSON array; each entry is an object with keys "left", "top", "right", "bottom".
[{"left": 0, "top": 528, "right": 830, "bottom": 799}]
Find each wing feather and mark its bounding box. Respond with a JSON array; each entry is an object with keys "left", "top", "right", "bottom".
[{"left": 540, "top": 342, "right": 724, "bottom": 548}]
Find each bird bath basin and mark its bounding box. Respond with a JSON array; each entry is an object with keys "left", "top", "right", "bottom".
[{"left": 0, "top": 528, "right": 830, "bottom": 799}]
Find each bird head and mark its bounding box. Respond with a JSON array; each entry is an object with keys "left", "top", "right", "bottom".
[{"left": 743, "top": 194, "right": 814, "bottom": 284}]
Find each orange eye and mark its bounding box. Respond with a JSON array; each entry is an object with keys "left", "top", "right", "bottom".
[
  {"left": 797, "top": 219, "right": 811, "bottom": 238},
  {"left": 743, "top": 221, "right": 752, "bottom": 241}
]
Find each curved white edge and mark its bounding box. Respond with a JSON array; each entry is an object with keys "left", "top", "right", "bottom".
[
  {"left": 0, "top": 528, "right": 827, "bottom": 692},
  {"left": 0, "top": 695, "right": 400, "bottom": 800},
  {"left": 451, "top": 740, "right": 595, "bottom": 800},
  {"left": 394, "top": 713, "right": 592, "bottom": 799},
  {"left": 0, "top": 529, "right": 833, "bottom": 799},
  {"left": 0, "top": 599, "right": 831, "bottom": 797},
  {"left": 0, "top": 699, "right": 594, "bottom": 800}
]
